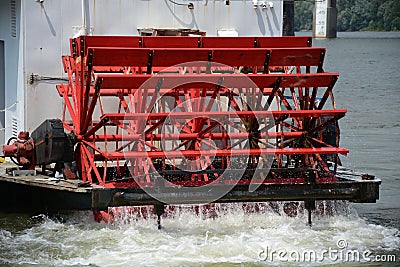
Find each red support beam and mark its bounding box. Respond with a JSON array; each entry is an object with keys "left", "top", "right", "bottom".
[
  {"left": 107, "top": 147, "right": 349, "bottom": 160},
  {"left": 86, "top": 131, "right": 305, "bottom": 142},
  {"left": 95, "top": 73, "right": 338, "bottom": 91},
  {"left": 88, "top": 47, "right": 327, "bottom": 69},
  {"left": 74, "top": 36, "right": 313, "bottom": 55},
  {"left": 101, "top": 110, "right": 347, "bottom": 122}
]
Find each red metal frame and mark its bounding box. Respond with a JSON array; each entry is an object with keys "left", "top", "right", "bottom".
[{"left": 58, "top": 36, "right": 346, "bottom": 188}]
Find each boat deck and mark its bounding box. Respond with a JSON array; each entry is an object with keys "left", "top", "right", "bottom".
[{"left": 0, "top": 163, "right": 381, "bottom": 212}]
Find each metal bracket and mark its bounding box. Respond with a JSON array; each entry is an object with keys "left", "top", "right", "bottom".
[
  {"left": 71, "top": 38, "right": 77, "bottom": 57},
  {"left": 254, "top": 37, "right": 258, "bottom": 48},
  {"left": 264, "top": 50, "right": 271, "bottom": 74},
  {"left": 147, "top": 50, "right": 153, "bottom": 74},
  {"left": 317, "top": 50, "right": 325, "bottom": 73},
  {"left": 206, "top": 50, "right": 213, "bottom": 73},
  {"left": 80, "top": 37, "right": 85, "bottom": 57},
  {"left": 6, "top": 168, "right": 37, "bottom": 176}
]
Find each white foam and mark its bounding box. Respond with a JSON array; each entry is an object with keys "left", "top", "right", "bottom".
[{"left": 0, "top": 202, "right": 399, "bottom": 266}]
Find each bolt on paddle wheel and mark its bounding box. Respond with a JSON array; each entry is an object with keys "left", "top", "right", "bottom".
[{"left": 56, "top": 36, "right": 348, "bottom": 219}]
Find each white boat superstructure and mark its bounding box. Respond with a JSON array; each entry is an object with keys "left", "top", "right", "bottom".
[{"left": 0, "top": 0, "right": 284, "bottom": 145}]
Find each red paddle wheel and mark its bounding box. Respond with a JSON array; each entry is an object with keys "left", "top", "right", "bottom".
[{"left": 54, "top": 36, "right": 347, "bottom": 225}]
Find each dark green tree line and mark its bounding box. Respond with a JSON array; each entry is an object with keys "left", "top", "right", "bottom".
[{"left": 294, "top": 0, "right": 400, "bottom": 32}]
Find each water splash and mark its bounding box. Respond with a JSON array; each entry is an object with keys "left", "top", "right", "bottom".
[{"left": 0, "top": 202, "right": 399, "bottom": 266}]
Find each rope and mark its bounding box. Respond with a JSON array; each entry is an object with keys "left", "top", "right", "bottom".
[
  {"left": 0, "top": 102, "right": 18, "bottom": 113},
  {"left": 167, "top": 0, "right": 189, "bottom": 6},
  {"left": 167, "top": 0, "right": 194, "bottom": 9}
]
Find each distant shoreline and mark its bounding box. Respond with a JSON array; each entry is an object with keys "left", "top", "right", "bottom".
[
  {"left": 295, "top": 31, "right": 400, "bottom": 38},
  {"left": 297, "top": 30, "right": 400, "bottom": 33}
]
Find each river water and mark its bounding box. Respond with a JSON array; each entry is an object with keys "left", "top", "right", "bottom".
[{"left": 0, "top": 32, "right": 399, "bottom": 266}]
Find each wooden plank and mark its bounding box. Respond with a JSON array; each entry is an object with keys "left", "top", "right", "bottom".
[
  {"left": 96, "top": 73, "right": 338, "bottom": 90},
  {"left": 212, "top": 49, "right": 268, "bottom": 66},
  {"left": 257, "top": 36, "right": 312, "bottom": 48},
  {"left": 269, "top": 47, "right": 325, "bottom": 67},
  {"left": 142, "top": 36, "right": 200, "bottom": 48},
  {"left": 90, "top": 47, "right": 151, "bottom": 66}
]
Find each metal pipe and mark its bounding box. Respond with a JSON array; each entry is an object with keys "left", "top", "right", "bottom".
[{"left": 82, "top": 0, "right": 90, "bottom": 35}]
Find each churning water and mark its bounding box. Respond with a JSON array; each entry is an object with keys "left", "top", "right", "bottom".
[
  {"left": 1, "top": 32, "right": 400, "bottom": 266},
  {"left": 0, "top": 202, "right": 399, "bottom": 266}
]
